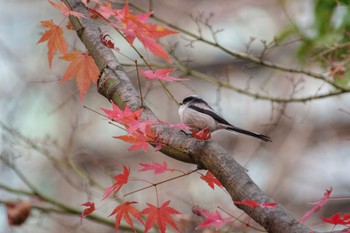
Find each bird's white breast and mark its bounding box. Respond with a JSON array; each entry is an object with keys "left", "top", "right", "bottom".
[{"left": 178, "top": 104, "right": 218, "bottom": 131}]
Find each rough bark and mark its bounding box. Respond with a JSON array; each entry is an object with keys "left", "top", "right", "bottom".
[{"left": 61, "top": 1, "right": 344, "bottom": 232}]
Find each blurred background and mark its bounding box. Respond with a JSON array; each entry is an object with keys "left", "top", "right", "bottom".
[{"left": 1, "top": 0, "right": 350, "bottom": 232}]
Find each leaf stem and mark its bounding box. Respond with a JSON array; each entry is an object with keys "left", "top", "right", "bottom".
[
  {"left": 135, "top": 60, "right": 144, "bottom": 107},
  {"left": 123, "top": 169, "right": 198, "bottom": 198}
]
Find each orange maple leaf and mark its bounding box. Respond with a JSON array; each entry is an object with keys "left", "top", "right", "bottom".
[
  {"left": 141, "top": 200, "right": 181, "bottom": 233},
  {"left": 114, "top": 124, "right": 157, "bottom": 152},
  {"left": 60, "top": 50, "right": 99, "bottom": 100},
  {"left": 109, "top": 201, "right": 144, "bottom": 232},
  {"left": 37, "top": 20, "right": 68, "bottom": 68}
]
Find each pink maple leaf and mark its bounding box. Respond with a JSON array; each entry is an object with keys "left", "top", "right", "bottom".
[
  {"left": 193, "top": 207, "right": 231, "bottom": 230},
  {"left": 140, "top": 68, "right": 185, "bottom": 82},
  {"left": 138, "top": 162, "right": 175, "bottom": 174},
  {"left": 299, "top": 188, "right": 332, "bottom": 223},
  {"left": 101, "top": 102, "right": 143, "bottom": 128},
  {"left": 49, "top": 0, "right": 86, "bottom": 18}
]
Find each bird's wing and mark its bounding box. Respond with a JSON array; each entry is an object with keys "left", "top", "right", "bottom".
[
  {"left": 188, "top": 105, "right": 231, "bottom": 126},
  {"left": 188, "top": 105, "right": 272, "bottom": 142}
]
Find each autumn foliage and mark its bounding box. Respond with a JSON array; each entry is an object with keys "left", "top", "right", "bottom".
[
  {"left": 37, "top": 20, "right": 67, "bottom": 68},
  {"left": 60, "top": 50, "right": 99, "bottom": 100},
  {"left": 35, "top": 1, "right": 350, "bottom": 233},
  {"left": 37, "top": 0, "right": 178, "bottom": 100}
]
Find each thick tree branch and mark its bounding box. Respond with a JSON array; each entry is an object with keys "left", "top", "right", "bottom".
[{"left": 62, "top": 1, "right": 339, "bottom": 232}]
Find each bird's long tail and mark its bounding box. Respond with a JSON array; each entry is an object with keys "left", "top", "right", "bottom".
[{"left": 226, "top": 126, "right": 272, "bottom": 142}]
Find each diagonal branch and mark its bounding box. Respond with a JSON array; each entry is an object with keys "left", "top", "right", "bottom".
[{"left": 61, "top": 1, "right": 333, "bottom": 232}]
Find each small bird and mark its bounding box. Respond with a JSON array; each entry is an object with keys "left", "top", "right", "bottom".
[{"left": 178, "top": 95, "right": 272, "bottom": 142}]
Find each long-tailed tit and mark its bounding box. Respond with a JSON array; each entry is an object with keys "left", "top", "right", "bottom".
[{"left": 178, "top": 95, "right": 272, "bottom": 142}]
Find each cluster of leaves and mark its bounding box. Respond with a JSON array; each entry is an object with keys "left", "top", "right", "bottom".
[
  {"left": 37, "top": 0, "right": 180, "bottom": 100},
  {"left": 101, "top": 102, "right": 191, "bottom": 152},
  {"left": 101, "top": 100, "right": 217, "bottom": 152},
  {"left": 280, "top": 0, "right": 350, "bottom": 85},
  {"left": 36, "top": 1, "right": 350, "bottom": 233},
  {"left": 80, "top": 163, "right": 182, "bottom": 232},
  {"left": 96, "top": 2, "right": 178, "bottom": 63},
  {"left": 80, "top": 163, "right": 281, "bottom": 232},
  {"left": 101, "top": 103, "right": 160, "bottom": 152},
  {"left": 298, "top": 188, "right": 350, "bottom": 229},
  {"left": 37, "top": 1, "right": 98, "bottom": 100}
]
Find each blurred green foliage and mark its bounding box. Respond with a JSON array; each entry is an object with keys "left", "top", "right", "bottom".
[{"left": 279, "top": 0, "right": 350, "bottom": 86}]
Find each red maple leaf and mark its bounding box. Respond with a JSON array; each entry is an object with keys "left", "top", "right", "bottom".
[
  {"left": 192, "top": 128, "right": 211, "bottom": 140},
  {"left": 101, "top": 103, "right": 143, "bottom": 128},
  {"left": 102, "top": 165, "right": 130, "bottom": 200},
  {"left": 48, "top": 0, "right": 85, "bottom": 18},
  {"left": 140, "top": 68, "right": 185, "bottom": 82},
  {"left": 113, "top": 2, "right": 177, "bottom": 62},
  {"left": 141, "top": 200, "right": 181, "bottom": 233},
  {"left": 109, "top": 201, "right": 144, "bottom": 232},
  {"left": 60, "top": 50, "right": 99, "bottom": 100},
  {"left": 100, "top": 33, "right": 120, "bottom": 52},
  {"left": 138, "top": 162, "right": 175, "bottom": 174},
  {"left": 113, "top": 4, "right": 153, "bottom": 44},
  {"left": 193, "top": 208, "right": 231, "bottom": 230},
  {"left": 80, "top": 201, "right": 95, "bottom": 223},
  {"left": 234, "top": 200, "right": 278, "bottom": 208},
  {"left": 299, "top": 188, "right": 332, "bottom": 223},
  {"left": 321, "top": 212, "right": 350, "bottom": 226},
  {"left": 37, "top": 20, "right": 68, "bottom": 68},
  {"left": 101, "top": 103, "right": 162, "bottom": 151},
  {"left": 200, "top": 171, "right": 223, "bottom": 190},
  {"left": 138, "top": 37, "right": 173, "bottom": 63}
]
